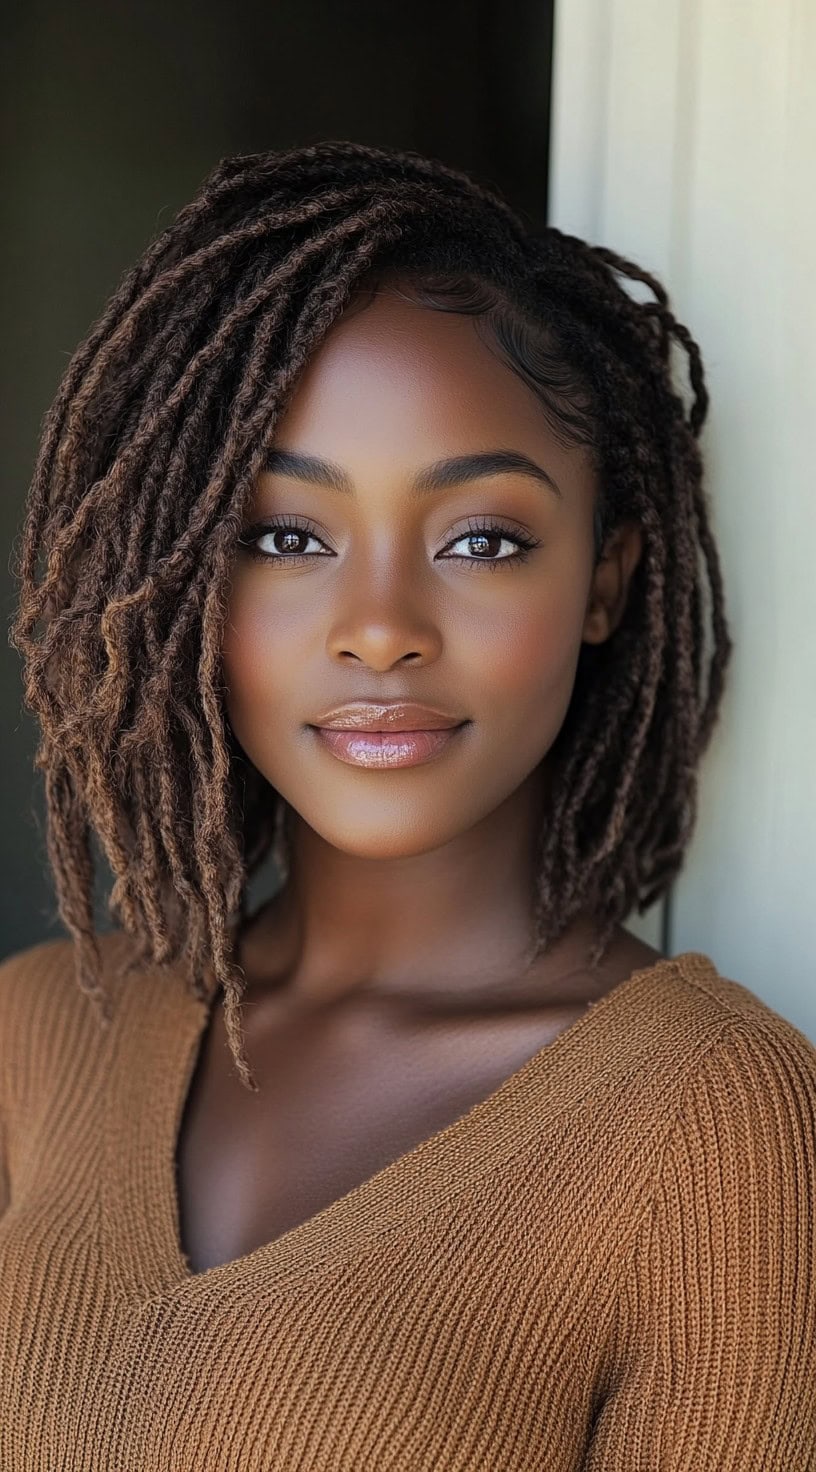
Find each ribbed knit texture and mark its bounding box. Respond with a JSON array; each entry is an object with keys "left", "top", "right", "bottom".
[{"left": 0, "top": 929, "right": 814, "bottom": 1470}]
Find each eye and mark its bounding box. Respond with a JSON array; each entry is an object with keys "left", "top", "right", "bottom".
[
  {"left": 237, "top": 516, "right": 332, "bottom": 565},
  {"left": 237, "top": 515, "right": 541, "bottom": 570},
  {"left": 438, "top": 518, "right": 540, "bottom": 571}
]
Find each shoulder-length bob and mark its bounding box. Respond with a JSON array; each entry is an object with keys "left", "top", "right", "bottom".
[{"left": 10, "top": 140, "right": 731, "bottom": 1089}]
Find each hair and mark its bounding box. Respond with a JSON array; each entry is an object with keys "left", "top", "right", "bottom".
[{"left": 9, "top": 139, "right": 732, "bottom": 1091}]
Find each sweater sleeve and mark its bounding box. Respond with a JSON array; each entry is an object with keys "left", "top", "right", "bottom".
[{"left": 585, "top": 1017, "right": 816, "bottom": 1471}]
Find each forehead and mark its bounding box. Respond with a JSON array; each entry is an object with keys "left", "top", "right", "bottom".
[{"left": 273, "top": 286, "right": 562, "bottom": 455}]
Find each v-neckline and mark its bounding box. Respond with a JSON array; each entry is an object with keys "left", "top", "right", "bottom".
[{"left": 102, "top": 943, "right": 714, "bottom": 1309}]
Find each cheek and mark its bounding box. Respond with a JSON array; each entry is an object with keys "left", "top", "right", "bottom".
[
  {"left": 221, "top": 582, "right": 297, "bottom": 731},
  {"left": 458, "top": 574, "right": 589, "bottom": 725}
]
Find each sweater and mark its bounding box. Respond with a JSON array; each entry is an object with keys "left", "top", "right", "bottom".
[{"left": 0, "top": 927, "right": 815, "bottom": 1471}]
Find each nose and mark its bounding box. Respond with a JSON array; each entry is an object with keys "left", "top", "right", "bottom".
[{"left": 325, "top": 560, "right": 443, "bottom": 669}]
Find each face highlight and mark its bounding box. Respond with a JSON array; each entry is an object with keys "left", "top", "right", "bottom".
[{"left": 222, "top": 285, "right": 636, "bottom": 862}]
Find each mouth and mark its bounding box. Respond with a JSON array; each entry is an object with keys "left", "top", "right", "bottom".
[
  {"left": 311, "top": 701, "right": 465, "bottom": 732},
  {"left": 307, "top": 722, "right": 470, "bottom": 769}
]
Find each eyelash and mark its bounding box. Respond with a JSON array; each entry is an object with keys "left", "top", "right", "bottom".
[{"left": 238, "top": 515, "right": 541, "bottom": 572}]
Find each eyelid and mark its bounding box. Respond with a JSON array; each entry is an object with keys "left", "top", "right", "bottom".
[
  {"left": 240, "top": 511, "right": 538, "bottom": 543},
  {"left": 239, "top": 515, "right": 328, "bottom": 547},
  {"left": 441, "top": 515, "right": 538, "bottom": 547},
  {"left": 238, "top": 515, "right": 542, "bottom": 566}
]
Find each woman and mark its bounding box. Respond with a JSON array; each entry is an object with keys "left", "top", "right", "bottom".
[{"left": 2, "top": 140, "right": 814, "bottom": 1469}]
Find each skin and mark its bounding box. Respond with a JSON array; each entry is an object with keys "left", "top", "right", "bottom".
[{"left": 175, "top": 283, "right": 662, "bottom": 1273}]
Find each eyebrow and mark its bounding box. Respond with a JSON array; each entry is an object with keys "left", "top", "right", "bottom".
[{"left": 262, "top": 447, "right": 562, "bottom": 499}]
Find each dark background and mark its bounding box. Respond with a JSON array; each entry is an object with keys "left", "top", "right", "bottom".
[{"left": 0, "top": 0, "right": 554, "bottom": 956}]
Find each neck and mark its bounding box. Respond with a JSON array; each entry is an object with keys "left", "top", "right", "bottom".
[{"left": 234, "top": 765, "right": 603, "bottom": 1015}]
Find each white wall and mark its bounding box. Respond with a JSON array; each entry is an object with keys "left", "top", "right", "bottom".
[{"left": 549, "top": 0, "right": 816, "bottom": 1041}]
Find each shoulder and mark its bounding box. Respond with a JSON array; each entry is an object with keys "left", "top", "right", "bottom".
[
  {"left": 651, "top": 953, "right": 816, "bottom": 1157},
  {"left": 593, "top": 953, "right": 816, "bottom": 1243},
  {"left": 585, "top": 950, "right": 816, "bottom": 1131},
  {"left": 666, "top": 951, "right": 816, "bottom": 1126},
  {"left": 618, "top": 949, "right": 816, "bottom": 1098},
  {"left": 0, "top": 929, "right": 140, "bottom": 1108},
  {"left": 670, "top": 948, "right": 815, "bottom": 1034},
  {"left": 0, "top": 927, "right": 138, "bottom": 1015},
  {"left": 674, "top": 1010, "right": 816, "bottom": 1197},
  {"left": 626, "top": 954, "right": 816, "bottom": 1251}
]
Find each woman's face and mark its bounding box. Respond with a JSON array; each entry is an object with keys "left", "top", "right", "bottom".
[{"left": 222, "top": 283, "right": 641, "bottom": 860}]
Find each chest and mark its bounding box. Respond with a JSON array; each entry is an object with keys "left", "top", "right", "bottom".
[{"left": 175, "top": 995, "right": 587, "bottom": 1275}]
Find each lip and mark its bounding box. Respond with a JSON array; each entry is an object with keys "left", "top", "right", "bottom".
[
  {"left": 308, "top": 701, "right": 470, "bottom": 769},
  {"left": 310, "top": 724, "right": 467, "bottom": 769},
  {"left": 311, "top": 701, "right": 465, "bottom": 732}
]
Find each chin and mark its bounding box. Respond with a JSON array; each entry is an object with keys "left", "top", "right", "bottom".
[
  {"left": 293, "top": 807, "right": 475, "bottom": 864},
  {"left": 323, "top": 829, "right": 457, "bottom": 863}
]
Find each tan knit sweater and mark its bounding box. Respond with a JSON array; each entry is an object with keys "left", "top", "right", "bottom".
[{"left": 1, "top": 928, "right": 815, "bottom": 1470}]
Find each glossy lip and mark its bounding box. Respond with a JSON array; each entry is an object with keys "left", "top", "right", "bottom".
[
  {"left": 310, "top": 701, "right": 466, "bottom": 732},
  {"left": 310, "top": 724, "right": 467, "bottom": 769}
]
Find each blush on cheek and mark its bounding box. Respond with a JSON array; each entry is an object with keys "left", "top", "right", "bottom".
[
  {"left": 221, "top": 585, "right": 295, "bottom": 703},
  {"left": 221, "top": 591, "right": 315, "bottom": 790},
  {"left": 221, "top": 648, "right": 276, "bottom": 752},
  {"left": 477, "top": 605, "right": 584, "bottom": 703},
  {"left": 467, "top": 608, "right": 586, "bottom": 771}
]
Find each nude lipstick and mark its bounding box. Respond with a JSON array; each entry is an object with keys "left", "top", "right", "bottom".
[{"left": 309, "top": 701, "right": 469, "bottom": 769}]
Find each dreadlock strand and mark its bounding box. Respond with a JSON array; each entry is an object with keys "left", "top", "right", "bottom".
[
  {"left": 43, "top": 189, "right": 384, "bottom": 517},
  {"left": 200, "top": 139, "right": 528, "bottom": 241},
  {"left": 141, "top": 199, "right": 435, "bottom": 596},
  {"left": 26, "top": 215, "right": 351, "bottom": 649},
  {"left": 13, "top": 226, "right": 192, "bottom": 587},
  {"left": 689, "top": 472, "right": 733, "bottom": 745},
  {"left": 135, "top": 195, "right": 429, "bottom": 572},
  {"left": 42, "top": 755, "right": 112, "bottom": 1021},
  {"left": 583, "top": 514, "right": 668, "bottom": 875}
]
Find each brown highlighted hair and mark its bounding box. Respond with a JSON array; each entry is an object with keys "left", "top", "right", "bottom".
[{"left": 9, "top": 140, "right": 732, "bottom": 1090}]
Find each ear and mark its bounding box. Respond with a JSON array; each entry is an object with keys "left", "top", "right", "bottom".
[{"left": 581, "top": 521, "right": 644, "bottom": 644}]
